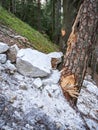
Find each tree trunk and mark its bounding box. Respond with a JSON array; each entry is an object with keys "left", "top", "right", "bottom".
[
  {"left": 37, "top": 0, "right": 41, "bottom": 32},
  {"left": 60, "top": 0, "right": 98, "bottom": 106},
  {"left": 61, "top": 0, "right": 83, "bottom": 52},
  {"left": 54, "top": 0, "right": 61, "bottom": 44},
  {"left": 51, "top": 0, "right": 61, "bottom": 44},
  {"left": 9, "top": 0, "right": 14, "bottom": 13},
  {"left": 51, "top": 0, "right": 55, "bottom": 40},
  {"left": 0, "top": 0, "right": 6, "bottom": 7}
]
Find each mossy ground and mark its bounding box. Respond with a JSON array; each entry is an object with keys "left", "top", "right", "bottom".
[{"left": 0, "top": 6, "right": 59, "bottom": 53}]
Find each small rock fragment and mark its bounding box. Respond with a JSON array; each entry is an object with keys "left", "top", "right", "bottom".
[
  {"left": 4, "top": 60, "right": 17, "bottom": 74},
  {"left": 7, "top": 44, "right": 19, "bottom": 63},
  {"left": 33, "top": 78, "right": 42, "bottom": 88},
  {"left": 0, "top": 54, "right": 7, "bottom": 64},
  {"left": 0, "top": 42, "right": 9, "bottom": 53}
]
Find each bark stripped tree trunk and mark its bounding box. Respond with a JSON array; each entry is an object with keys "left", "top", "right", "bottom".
[
  {"left": 60, "top": 0, "right": 98, "bottom": 106},
  {"left": 62, "top": 0, "right": 83, "bottom": 52}
]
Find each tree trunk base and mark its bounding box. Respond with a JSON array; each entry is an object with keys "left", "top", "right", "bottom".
[{"left": 60, "top": 72, "right": 79, "bottom": 106}]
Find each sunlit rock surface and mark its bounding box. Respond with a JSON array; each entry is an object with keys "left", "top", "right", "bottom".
[{"left": 16, "top": 48, "right": 52, "bottom": 77}]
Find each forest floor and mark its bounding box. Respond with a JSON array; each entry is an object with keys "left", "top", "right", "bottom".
[{"left": 0, "top": 42, "right": 98, "bottom": 130}]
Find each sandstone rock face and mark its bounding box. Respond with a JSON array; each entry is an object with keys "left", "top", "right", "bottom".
[
  {"left": 16, "top": 48, "right": 52, "bottom": 77},
  {"left": 7, "top": 44, "right": 19, "bottom": 63},
  {"left": 0, "top": 42, "right": 9, "bottom": 53}
]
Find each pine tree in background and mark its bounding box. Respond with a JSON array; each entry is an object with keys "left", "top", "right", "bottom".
[{"left": 61, "top": 0, "right": 83, "bottom": 52}]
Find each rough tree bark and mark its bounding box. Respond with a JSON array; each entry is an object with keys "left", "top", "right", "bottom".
[
  {"left": 54, "top": 0, "right": 61, "bottom": 44},
  {"left": 51, "top": 0, "right": 61, "bottom": 43},
  {"left": 60, "top": 0, "right": 98, "bottom": 106},
  {"left": 62, "top": 0, "right": 83, "bottom": 49}
]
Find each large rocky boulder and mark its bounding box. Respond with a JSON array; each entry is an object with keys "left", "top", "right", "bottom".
[{"left": 16, "top": 48, "right": 52, "bottom": 77}]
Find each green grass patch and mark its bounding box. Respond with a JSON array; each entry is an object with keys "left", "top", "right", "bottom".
[{"left": 0, "top": 6, "right": 59, "bottom": 53}]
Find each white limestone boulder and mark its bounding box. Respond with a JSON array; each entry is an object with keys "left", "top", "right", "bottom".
[
  {"left": 16, "top": 48, "right": 52, "bottom": 77},
  {"left": 0, "top": 42, "right": 9, "bottom": 53}
]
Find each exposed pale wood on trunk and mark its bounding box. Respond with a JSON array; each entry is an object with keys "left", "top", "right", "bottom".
[
  {"left": 62, "top": 0, "right": 83, "bottom": 52},
  {"left": 60, "top": 0, "right": 98, "bottom": 106}
]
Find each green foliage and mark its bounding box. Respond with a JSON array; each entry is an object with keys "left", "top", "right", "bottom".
[
  {"left": 0, "top": 0, "right": 62, "bottom": 44},
  {"left": 15, "top": 0, "right": 39, "bottom": 30},
  {"left": 41, "top": 1, "right": 53, "bottom": 40},
  {"left": 0, "top": 6, "right": 59, "bottom": 53},
  {"left": 14, "top": 0, "right": 53, "bottom": 37}
]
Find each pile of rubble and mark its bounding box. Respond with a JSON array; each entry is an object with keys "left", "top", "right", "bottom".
[{"left": 0, "top": 42, "right": 98, "bottom": 130}]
